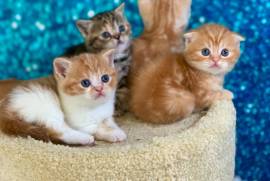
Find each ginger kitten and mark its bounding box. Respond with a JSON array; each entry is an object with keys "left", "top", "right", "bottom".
[
  {"left": 0, "top": 50, "right": 126, "bottom": 145},
  {"left": 65, "top": 3, "right": 132, "bottom": 115},
  {"left": 129, "top": 24, "right": 244, "bottom": 124},
  {"left": 130, "top": 0, "right": 192, "bottom": 84}
]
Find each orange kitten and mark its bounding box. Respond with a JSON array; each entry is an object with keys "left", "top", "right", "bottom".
[
  {"left": 0, "top": 50, "right": 126, "bottom": 145},
  {"left": 130, "top": 0, "right": 192, "bottom": 82},
  {"left": 129, "top": 24, "right": 244, "bottom": 124}
]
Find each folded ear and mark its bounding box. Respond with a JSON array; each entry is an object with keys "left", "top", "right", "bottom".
[
  {"left": 115, "top": 3, "right": 125, "bottom": 15},
  {"left": 76, "top": 20, "right": 93, "bottom": 38},
  {"left": 53, "top": 58, "right": 71, "bottom": 79},
  {"left": 232, "top": 33, "right": 245, "bottom": 42},
  {"left": 102, "top": 49, "right": 115, "bottom": 67},
  {"left": 183, "top": 31, "right": 197, "bottom": 47}
]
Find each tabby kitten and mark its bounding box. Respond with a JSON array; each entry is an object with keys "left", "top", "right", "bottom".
[
  {"left": 65, "top": 3, "right": 132, "bottom": 115},
  {"left": 0, "top": 50, "right": 126, "bottom": 145},
  {"left": 130, "top": 24, "right": 244, "bottom": 124}
]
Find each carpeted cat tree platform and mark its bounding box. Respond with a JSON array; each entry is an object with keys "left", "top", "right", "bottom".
[{"left": 0, "top": 100, "right": 236, "bottom": 181}]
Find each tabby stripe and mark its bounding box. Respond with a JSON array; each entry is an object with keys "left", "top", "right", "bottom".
[{"left": 114, "top": 56, "right": 129, "bottom": 63}]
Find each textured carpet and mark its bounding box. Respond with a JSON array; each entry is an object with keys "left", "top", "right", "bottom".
[{"left": 0, "top": 100, "right": 236, "bottom": 181}]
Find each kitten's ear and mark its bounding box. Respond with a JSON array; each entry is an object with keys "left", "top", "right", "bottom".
[
  {"left": 183, "top": 31, "right": 197, "bottom": 47},
  {"left": 76, "top": 20, "right": 92, "bottom": 38},
  {"left": 53, "top": 58, "right": 71, "bottom": 79},
  {"left": 115, "top": 3, "right": 125, "bottom": 15},
  {"left": 102, "top": 49, "right": 115, "bottom": 67},
  {"left": 232, "top": 33, "right": 245, "bottom": 42}
]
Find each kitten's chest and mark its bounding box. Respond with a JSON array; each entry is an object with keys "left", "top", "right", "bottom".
[
  {"left": 192, "top": 76, "right": 224, "bottom": 109},
  {"left": 200, "top": 77, "right": 223, "bottom": 91},
  {"left": 65, "top": 102, "right": 114, "bottom": 130}
]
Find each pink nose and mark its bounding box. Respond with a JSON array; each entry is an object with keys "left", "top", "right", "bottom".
[
  {"left": 212, "top": 56, "right": 219, "bottom": 63},
  {"left": 94, "top": 86, "right": 103, "bottom": 92}
]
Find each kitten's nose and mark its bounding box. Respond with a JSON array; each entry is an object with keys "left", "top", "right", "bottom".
[
  {"left": 212, "top": 56, "right": 220, "bottom": 62},
  {"left": 94, "top": 86, "right": 103, "bottom": 92}
]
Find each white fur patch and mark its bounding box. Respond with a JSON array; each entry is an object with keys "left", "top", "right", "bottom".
[
  {"left": 61, "top": 92, "right": 115, "bottom": 134},
  {"left": 9, "top": 84, "right": 63, "bottom": 127},
  {"left": 61, "top": 130, "right": 94, "bottom": 145},
  {"left": 8, "top": 84, "right": 93, "bottom": 145},
  {"left": 114, "top": 41, "right": 130, "bottom": 60}
]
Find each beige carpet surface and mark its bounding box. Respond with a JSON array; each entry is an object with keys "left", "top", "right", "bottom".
[{"left": 0, "top": 100, "right": 236, "bottom": 181}]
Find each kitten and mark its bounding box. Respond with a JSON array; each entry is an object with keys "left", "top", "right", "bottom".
[
  {"left": 129, "top": 24, "right": 244, "bottom": 124},
  {"left": 0, "top": 50, "right": 127, "bottom": 145},
  {"left": 65, "top": 3, "right": 132, "bottom": 116},
  {"left": 130, "top": 0, "right": 192, "bottom": 80}
]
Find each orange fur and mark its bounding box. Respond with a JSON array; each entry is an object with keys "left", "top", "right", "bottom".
[
  {"left": 0, "top": 79, "right": 22, "bottom": 100},
  {"left": 129, "top": 24, "right": 244, "bottom": 124},
  {"left": 130, "top": 0, "right": 191, "bottom": 84},
  {"left": 57, "top": 53, "right": 117, "bottom": 96}
]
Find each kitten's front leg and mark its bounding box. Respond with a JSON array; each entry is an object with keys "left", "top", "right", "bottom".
[
  {"left": 94, "top": 117, "right": 127, "bottom": 143},
  {"left": 59, "top": 125, "right": 95, "bottom": 146}
]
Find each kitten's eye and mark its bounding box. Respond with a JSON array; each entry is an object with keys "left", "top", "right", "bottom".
[
  {"left": 101, "top": 32, "right": 111, "bottom": 39},
  {"left": 201, "top": 48, "right": 211, "bottom": 56},
  {"left": 101, "top": 74, "right": 110, "bottom": 83},
  {"left": 221, "top": 49, "right": 230, "bottom": 57},
  {"left": 81, "top": 79, "right": 91, "bottom": 88},
  {"left": 119, "top": 25, "right": 126, "bottom": 33}
]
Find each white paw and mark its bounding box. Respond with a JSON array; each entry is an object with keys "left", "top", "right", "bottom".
[
  {"left": 61, "top": 131, "right": 95, "bottom": 146},
  {"left": 107, "top": 129, "right": 127, "bottom": 143}
]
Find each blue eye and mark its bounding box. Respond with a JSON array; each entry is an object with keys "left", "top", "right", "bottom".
[
  {"left": 221, "top": 48, "right": 229, "bottom": 57},
  {"left": 119, "top": 25, "right": 125, "bottom": 33},
  {"left": 101, "top": 74, "right": 110, "bottom": 83},
  {"left": 101, "top": 32, "right": 111, "bottom": 39},
  {"left": 81, "top": 79, "right": 91, "bottom": 88},
  {"left": 201, "top": 48, "right": 211, "bottom": 56}
]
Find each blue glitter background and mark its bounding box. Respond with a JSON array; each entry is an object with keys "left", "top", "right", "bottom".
[{"left": 0, "top": 0, "right": 269, "bottom": 180}]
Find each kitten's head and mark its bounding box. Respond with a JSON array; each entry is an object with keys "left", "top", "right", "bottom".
[
  {"left": 76, "top": 3, "right": 131, "bottom": 53},
  {"left": 183, "top": 24, "right": 245, "bottom": 75},
  {"left": 54, "top": 50, "right": 117, "bottom": 104}
]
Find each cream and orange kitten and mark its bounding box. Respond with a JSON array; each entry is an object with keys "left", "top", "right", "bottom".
[
  {"left": 129, "top": 24, "right": 244, "bottom": 124},
  {"left": 0, "top": 50, "right": 126, "bottom": 145}
]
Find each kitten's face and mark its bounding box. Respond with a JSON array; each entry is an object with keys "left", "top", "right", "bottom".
[
  {"left": 54, "top": 50, "right": 117, "bottom": 104},
  {"left": 183, "top": 24, "right": 244, "bottom": 75},
  {"left": 76, "top": 3, "right": 131, "bottom": 53}
]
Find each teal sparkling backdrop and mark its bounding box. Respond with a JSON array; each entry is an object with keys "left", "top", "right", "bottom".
[{"left": 0, "top": 0, "right": 269, "bottom": 180}]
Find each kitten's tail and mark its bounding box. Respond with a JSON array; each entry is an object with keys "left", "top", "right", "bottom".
[
  {"left": 138, "top": 0, "right": 192, "bottom": 35},
  {"left": 0, "top": 112, "right": 65, "bottom": 145}
]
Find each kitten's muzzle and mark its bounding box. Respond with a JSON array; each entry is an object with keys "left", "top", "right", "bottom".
[{"left": 211, "top": 55, "right": 220, "bottom": 63}]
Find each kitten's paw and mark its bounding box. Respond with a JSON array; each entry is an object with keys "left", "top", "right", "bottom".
[
  {"left": 214, "top": 90, "right": 234, "bottom": 101},
  {"left": 222, "top": 90, "right": 234, "bottom": 100},
  {"left": 99, "top": 129, "right": 127, "bottom": 143},
  {"left": 106, "top": 129, "right": 127, "bottom": 143},
  {"left": 61, "top": 131, "right": 95, "bottom": 146}
]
